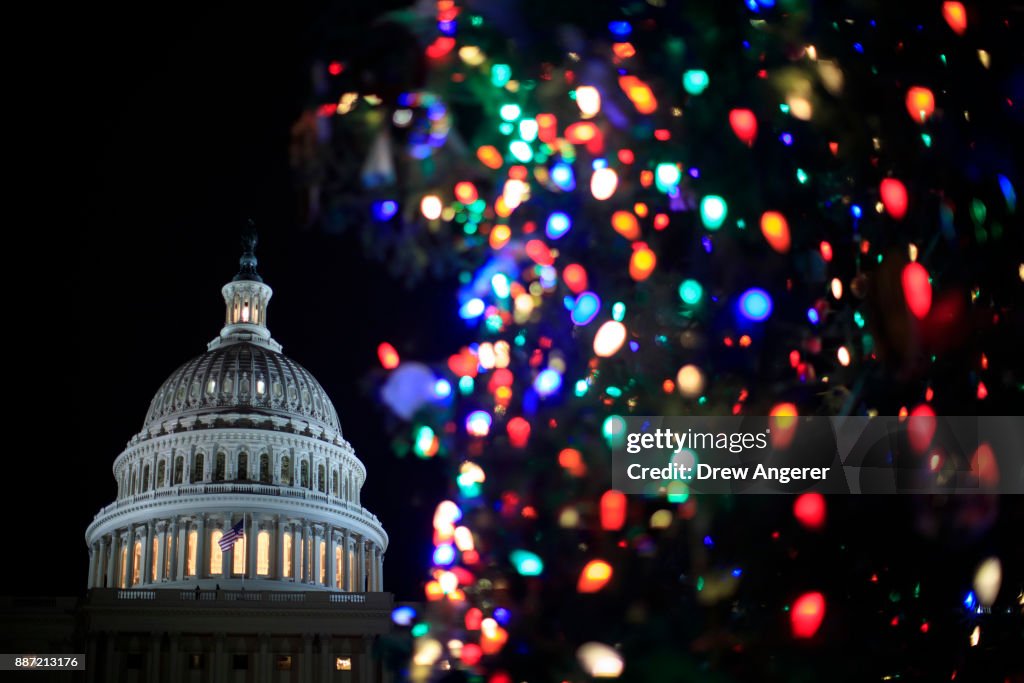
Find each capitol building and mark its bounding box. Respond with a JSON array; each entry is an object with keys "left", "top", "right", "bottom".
[{"left": 60, "top": 235, "right": 394, "bottom": 681}]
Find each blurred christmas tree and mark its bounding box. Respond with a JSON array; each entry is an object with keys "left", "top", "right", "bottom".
[{"left": 293, "top": 0, "right": 1023, "bottom": 680}]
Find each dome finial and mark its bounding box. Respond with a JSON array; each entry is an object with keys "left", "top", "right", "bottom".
[{"left": 234, "top": 219, "right": 263, "bottom": 282}]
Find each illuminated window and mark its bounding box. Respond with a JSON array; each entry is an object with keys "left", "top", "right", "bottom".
[
  {"left": 186, "top": 530, "right": 197, "bottom": 576},
  {"left": 256, "top": 379, "right": 266, "bottom": 396},
  {"left": 210, "top": 530, "right": 223, "bottom": 575},
  {"left": 120, "top": 546, "right": 128, "bottom": 588},
  {"left": 275, "top": 656, "right": 292, "bottom": 671},
  {"left": 233, "top": 534, "right": 246, "bottom": 575},
  {"left": 165, "top": 534, "right": 172, "bottom": 577},
  {"left": 151, "top": 536, "right": 159, "bottom": 580},
  {"left": 207, "top": 379, "right": 217, "bottom": 394},
  {"left": 319, "top": 540, "right": 326, "bottom": 584},
  {"left": 284, "top": 532, "right": 292, "bottom": 581},
  {"left": 257, "top": 531, "right": 270, "bottom": 576},
  {"left": 335, "top": 657, "right": 352, "bottom": 671},
  {"left": 241, "top": 301, "right": 250, "bottom": 323},
  {"left": 336, "top": 546, "right": 343, "bottom": 587},
  {"left": 189, "top": 654, "right": 203, "bottom": 670},
  {"left": 132, "top": 541, "right": 141, "bottom": 585}
]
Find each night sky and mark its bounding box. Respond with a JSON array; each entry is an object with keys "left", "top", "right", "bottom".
[{"left": 53, "top": 1, "right": 449, "bottom": 601}]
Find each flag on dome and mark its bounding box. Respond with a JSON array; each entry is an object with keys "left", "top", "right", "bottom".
[{"left": 219, "top": 519, "right": 244, "bottom": 552}]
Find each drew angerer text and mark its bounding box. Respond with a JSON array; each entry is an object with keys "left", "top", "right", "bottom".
[{"left": 626, "top": 463, "right": 831, "bottom": 484}]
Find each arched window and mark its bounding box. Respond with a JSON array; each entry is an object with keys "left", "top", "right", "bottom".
[
  {"left": 317, "top": 464, "right": 326, "bottom": 493},
  {"left": 142, "top": 465, "right": 151, "bottom": 492},
  {"left": 232, "top": 533, "right": 246, "bottom": 575},
  {"left": 238, "top": 452, "right": 248, "bottom": 480},
  {"left": 209, "top": 530, "right": 223, "bottom": 574},
  {"left": 132, "top": 540, "right": 141, "bottom": 585},
  {"left": 260, "top": 454, "right": 271, "bottom": 483},
  {"left": 193, "top": 453, "right": 205, "bottom": 483},
  {"left": 173, "top": 457, "right": 183, "bottom": 485},
  {"left": 186, "top": 530, "right": 197, "bottom": 576},
  {"left": 156, "top": 460, "right": 166, "bottom": 488},
  {"left": 120, "top": 545, "right": 128, "bottom": 588},
  {"left": 300, "top": 460, "right": 309, "bottom": 488},
  {"left": 283, "top": 532, "right": 293, "bottom": 578},
  {"left": 215, "top": 453, "right": 226, "bottom": 481},
  {"left": 257, "top": 531, "right": 270, "bottom": 576},
  {"left": 332, "top": 471, "right": 339, "bottom": 496},
  {"left": 281, "top": 456, "right": 292, "bottom": 486}
]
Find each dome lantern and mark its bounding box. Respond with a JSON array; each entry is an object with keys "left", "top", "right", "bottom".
[{"left": 208, "top": 222, "right": 282, "bottom": 353}]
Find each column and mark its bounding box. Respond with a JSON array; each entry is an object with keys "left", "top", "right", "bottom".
[
  {"left": 257, "top": 634, "right": 269, "bottom": 683},
  {"left": 86, "top": 634, "right": 98, "bottom": 683},
  {"left": 148, "top": 632, "right": 161, "bottom": 682},
  {"left": 313, "top": 526, "right": 324, "bottom": 585},
  {"left": 357, "top": 538, "right": 366, "bottom": 592},
  {"left": 301, "top": 524, "right": 311, "bottom": 583},
  {"left": 195, "top": 516, "right": 207, "bottom": 580},
  {"left": 276, "top": 516, "right": 286, "bottom": 580},
  {"left": 155, "top": 522, "right": 167, "bottom": 582},
  {"left": 87, "top": 542, "right": 96, "bottom": 588},
  {"left": 214, "top": 632, "right": 225, "bottom": 683},
  {"left": 106, "top": 535, "right": 117, "bottom": 588},
  {"left": 168, "top": 632, "right": 180, "bottom": 682},
  {"left": 222, "top": 517, "right": 234, "bottom": 578},
  {"left": 167, "top": 518, "right": 179, "bottom": 581},
  {"left": 302, "top": 633, "right": 313, "bottom": 683},
  {"left": 358, "top": 636, "right": 371, "bottom": 683},
  {"left": 320, "top": 634, "right": 331, "bottom": 682},
  {"left": 364, "top": 544, "right": 372, "bottom": 593},
  {"left": 175, "top": 519, "right": 187, "bottom": 581},
  {"left": 126, "top": 527, "right": 137, "bottom": 586},
  {"left": 326, "top": 528, "right": 336, "bottom": 589},
  {"left": 341, "top": 530, "right": 350, "bottom": 591},
  {"left": 247, "top": 514, "right": 259, "bottom": 579},
  {"left": 142, "top": 523, "right": 154, "bottom": 584},
  {"left": 291, "top": 522, "right": 301, "bottom": 584},
  {"left": 104, "top": 631, "right": 116, "bottom": 681},
  {"left": 376, "top": 548, "right": 385, "bottom": 593}
]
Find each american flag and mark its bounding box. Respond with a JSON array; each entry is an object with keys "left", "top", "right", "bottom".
[{"left": 219, "top": 519, "right": 244, "bottom": 552}]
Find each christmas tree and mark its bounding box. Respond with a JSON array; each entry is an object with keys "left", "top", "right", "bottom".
[{"left": 292, "top": 1, "right": 1023, "bottom": 679}]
